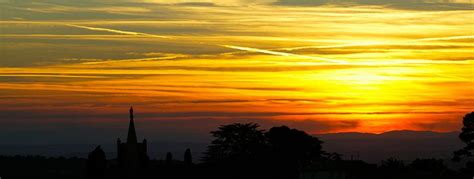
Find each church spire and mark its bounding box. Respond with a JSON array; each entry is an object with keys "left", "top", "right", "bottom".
[{"left": 127, "top": 106, "right": 138, "bottom": 143}]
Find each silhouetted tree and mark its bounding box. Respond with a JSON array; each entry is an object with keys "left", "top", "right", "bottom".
[
  {"left": 380, "top": 157, "right": 405, "bottom": 170},
  {"left": 451, "top": 112, "right": 474, "bottom": 178},
  {"left": 202, "top": 123, "right": 267, "bottom": 179},
  {"left": 166, "top": 152, "right": 173, "bottom": 165},
  {"left": 409, "top": 158, "right": 446, "bottom": 172},
  {"left": 453, "top": 112, "right": 474, "bottom": 162},
  {"left": 184, "top": 148, "right": 192, "bottom": 166},
  {"left": 379, "top": 157, "right": 406, "bottom": 179},
  {"left": 267, "top": 126, "right": 324, "bottom": 164},
  {"left": 86, "top": 146, "right": 107, "bottom": 179},
  {"left": 265, "top": 126, "right": 325, "bottom": 178},
  {"left": 202, "top": 123, "right": 267, "bottom": 163}
]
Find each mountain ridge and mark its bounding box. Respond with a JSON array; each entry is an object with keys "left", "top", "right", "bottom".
[
  {"left": 316, "top": 130, "right": 459, "bottom": 135},
  {"left": 314, "top": 130, "right": 463, "bottom": 163}
]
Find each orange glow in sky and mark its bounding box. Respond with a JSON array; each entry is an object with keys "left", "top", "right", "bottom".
[{"left": 0, "top": 1, "right": 473, "bottom": 135}]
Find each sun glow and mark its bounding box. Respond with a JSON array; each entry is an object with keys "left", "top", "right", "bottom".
[{"left": 0, "top": 2, "right": 472, "bottom": 134}]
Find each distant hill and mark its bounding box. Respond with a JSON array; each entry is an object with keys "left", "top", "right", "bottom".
[
  {"left": 315, "top": 130, "right": 463, "bottom": 164},
  {"left": 0, "top": 130, "right": 464, "bottom": 166}
]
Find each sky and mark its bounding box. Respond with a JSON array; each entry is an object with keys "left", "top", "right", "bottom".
[{"left": 0, "top": 0, "right": 473, "bottom": 144}]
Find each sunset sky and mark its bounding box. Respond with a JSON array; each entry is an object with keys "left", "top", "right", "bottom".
[{"left": 0, "top": 0, "right": 473, "bottom": 144}]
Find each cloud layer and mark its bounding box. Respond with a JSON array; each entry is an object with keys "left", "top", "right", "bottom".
[{"left": 0, "top": 0, "right": 472, "bottom": 144}]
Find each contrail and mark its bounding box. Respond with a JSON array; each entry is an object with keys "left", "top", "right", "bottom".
[
  {"left": 281, "top": 35, "right": 474, "bottom": 51},
  {"left": 64, "top": 24, "right": 470, "bottom": 65},
  {"left": 282, "top": 42, "right": 382, "bottom": 51},
  {"left": 221, "top": 45, "right": 347, "bottom": 64},
  {"left": 66, "top": 24, "right": 346, "bottom": 64},
  {"left": 65, "top": 24, "right": 172, "bottom": 39},
  {"left": 220, "top": 45, "right": 470, "bottom": 65}
]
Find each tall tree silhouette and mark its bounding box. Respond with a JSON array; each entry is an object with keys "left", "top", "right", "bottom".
[
  {"left": 202, "top": 123, "right": 267, "bottom": 163},
  {"left": 454, "top": 112, "right": 474, "bottom": 161},
  {"left": 453, "top": 112, "right": 474, "bottom": 177},
  {"left": 453, "top": 112, "right": 474, "bottom": 161},
  {"left": 266, "top": 126, "right": 324, "bottom": 178},
  {"left": 202, "top": 123, "right": 267, "bottom": 179},
  {"left": 184, "top": 148, "right": 192, "bottom": 166},
  {"left": 86, "top": 146, "right": 107, "bottom": 179},
  {"left": 267, "top": 126, "right": 324, "bottom": 164}
]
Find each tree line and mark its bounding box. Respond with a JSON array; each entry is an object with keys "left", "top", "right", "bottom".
[{"left": 0, "top": 112, "right": 472, "bottom": 179}]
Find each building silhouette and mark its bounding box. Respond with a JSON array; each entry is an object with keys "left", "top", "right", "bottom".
[
  {"left": 87, "top": 146, "right": 107, "bottom": 179},
  {"left": 117, "top": 107, "right": 149, "bottom": 178}
]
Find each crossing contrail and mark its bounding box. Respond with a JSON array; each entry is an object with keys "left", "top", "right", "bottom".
[
  {"left": 65, "top": 24, "right": 172, "bottom": 39},
  {"left": 221, "top": 45, "right": 347, "bottom": 64},
  {"left": 65, "top": 24, "right": 346, "bottom": 64},
  {"left": 64, "top": 24, "right": 471, "bottom": 65}
]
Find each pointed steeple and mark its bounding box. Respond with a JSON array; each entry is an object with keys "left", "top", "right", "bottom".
[{"left": 127, "top": 106, "right": 138, "bottom": 143}]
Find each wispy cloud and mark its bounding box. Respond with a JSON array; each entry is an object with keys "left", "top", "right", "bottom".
[
  {"left": 410, "top": 35, "right": 474, "bottom": 42},
  {"left": 0, "top": 74, "right": 105, "bottom": 78}
]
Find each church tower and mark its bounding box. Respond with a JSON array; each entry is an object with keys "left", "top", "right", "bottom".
[
  {"left": 117, "top": 107, "right": 149, "bottom": 178},
  {"left": 127, "top": 107, "right": 138, "bottom": 143}
]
